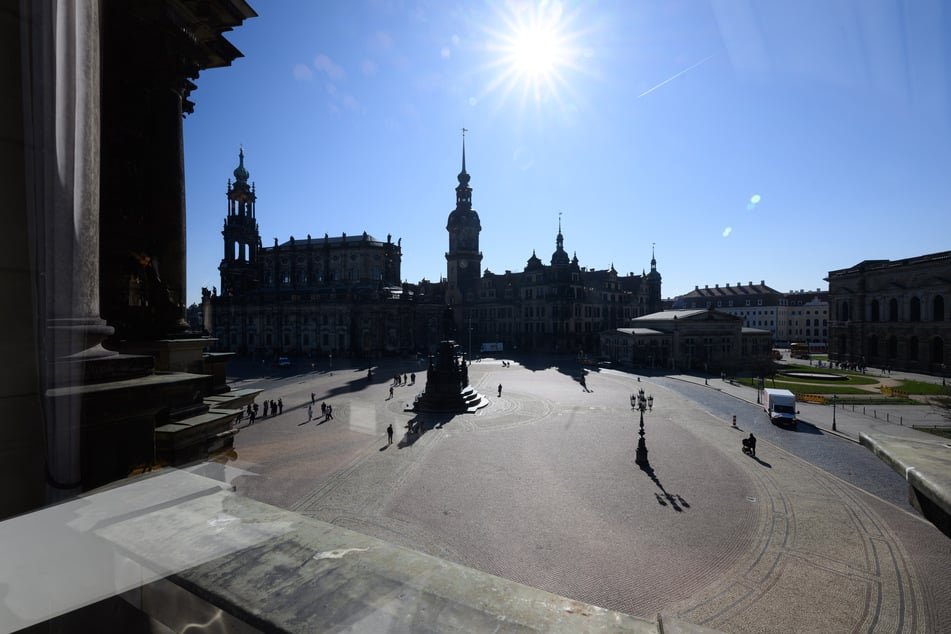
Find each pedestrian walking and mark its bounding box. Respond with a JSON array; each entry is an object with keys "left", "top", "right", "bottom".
[
  {"left": 308, "top": 404, "right": 313, "bottom": 421},
  {"left": 389, "top": 386, "right": 394, "bottom": 399},
  {"left": 311, "top": 392, "right": 315, "bottom": 404},
  {"left": 498, "top": 384, "right": 502, "bottom": 397},
  {"left": 321, "top": 402, "right": 327, "bottom": 416},
  {"left": 386, "top": 424, "right": 393, "bottom": 445},
  {"left": 249, "top": 408, "right": 256, "bottom": 424},
  {"left": 326, "top": 404, "right": 334, "bottom": 420}
]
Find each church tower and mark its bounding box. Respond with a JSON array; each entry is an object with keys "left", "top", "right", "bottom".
[
  {"left": 219, "top": 148, "right": 261, "bottom": 295},
  {"left": 446, "top": 131, "right": 483, "bottom": 305}
]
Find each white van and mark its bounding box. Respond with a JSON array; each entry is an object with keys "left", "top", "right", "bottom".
[{"left": 763, "top": 388, "right": 797, "bottom": 426}]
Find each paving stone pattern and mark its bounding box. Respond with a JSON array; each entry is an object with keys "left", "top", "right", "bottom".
[{"left": 227, "top": 361, "right": 951, "bottom": 633}]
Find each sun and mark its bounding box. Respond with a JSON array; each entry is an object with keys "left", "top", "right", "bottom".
[
  {"left": 481, "top": 2, "right": 588, "bottom": 110},
  {"left": 511, "top": 24, "right": 560, "bottom": 78}
]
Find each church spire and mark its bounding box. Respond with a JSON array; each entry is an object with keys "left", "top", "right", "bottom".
[
  {"left": 454, "top": 128, "right": 472, "bottom": 208},
  {"left": 551, "top": 212, "right": 569, "bottom": 266},
  {"left": 461, "top": 128, "right": 467, "bottom": 174}
]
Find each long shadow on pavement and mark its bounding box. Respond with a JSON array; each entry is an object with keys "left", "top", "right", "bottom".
[
  {"left": 397, "top": 413, "right": 454, "bottom": 449},
  {"left": 639, "top": 463, "right": 690, "bottom": 512}
]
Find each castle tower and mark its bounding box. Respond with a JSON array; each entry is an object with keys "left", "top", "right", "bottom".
[
  {"left": 550, "top": 215, "right": 570, "bottom": 267},
  {"left": 647, "top": 244, "right": 663, "bottom": 313},
  {"left": 219, "top": 148, "right": 261, "bottom": 295},
  {"left": 446, "top": 131, "right": 483, "bottom": 305}
]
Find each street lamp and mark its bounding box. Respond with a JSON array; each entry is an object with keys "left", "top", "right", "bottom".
[
  {"left": 634, "top": 388, "right": 650, "bottom": 466},
  {"left": 832, "top": 393, "right": 837, "bottom": 432}
]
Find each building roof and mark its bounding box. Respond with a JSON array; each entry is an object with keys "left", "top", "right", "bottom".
[
  {"left": 267, "top": 232, "right": 395, "bottom": 251},
  {"left": 679, "top": 281, "right": 778, "bottom": 298},
  {"left": 632, "top": 309, "right": 709, "bottom": 321},
  {"left": 826, "top": 250, "right": 951, "bottom": 280}
]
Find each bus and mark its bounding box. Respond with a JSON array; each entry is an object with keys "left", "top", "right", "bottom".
[
  {"left": 790, "top": 342, "right": 827, "bottom": 359},
  {"left": 790, "top": 342, "right": 810, "bottom": 359}
]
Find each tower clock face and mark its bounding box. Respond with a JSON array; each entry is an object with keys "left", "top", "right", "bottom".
[{"left": 459, "top": 259, "right": 468, "bottom": 269}]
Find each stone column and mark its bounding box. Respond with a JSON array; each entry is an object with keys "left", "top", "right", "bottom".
[
  {"left": 23, "top": 0, "right": 113, "bottom": 503},
  {"left": 150, "top": 84, "right": 189, "bottom": 332}
]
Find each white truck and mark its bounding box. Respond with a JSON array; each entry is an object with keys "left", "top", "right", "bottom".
[{"left": 763, "top": 388, "right": 798, "bottom": 426}]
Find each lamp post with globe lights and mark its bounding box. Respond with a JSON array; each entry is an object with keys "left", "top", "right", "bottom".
[{"left": 634, "top": 388, "right": 650, "bottom": 466}]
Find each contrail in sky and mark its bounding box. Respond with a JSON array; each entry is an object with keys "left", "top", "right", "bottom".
[{"left": 637, "top": 53, "right": 717, "bottom": 99}]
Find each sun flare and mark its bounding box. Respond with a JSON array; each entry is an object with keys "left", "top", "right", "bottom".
[
  {"left": 511, "top": 25, "right": 560, "bottom": 77},
  {"left": 481, "top": 1, "right": 589, "bottom": 111}
]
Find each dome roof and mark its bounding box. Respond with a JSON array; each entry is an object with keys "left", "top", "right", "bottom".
[{"left": 233, "top": 147, "right": 249, "bottom": 183}]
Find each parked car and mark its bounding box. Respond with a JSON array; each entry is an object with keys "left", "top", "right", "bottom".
[{"left": 277, "top": 356, "right": 291, "bottom": 367}]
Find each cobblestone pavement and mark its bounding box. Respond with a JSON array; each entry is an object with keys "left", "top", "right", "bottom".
[{"left": 222, "top": 360, "right": 951, "bottom": 633}]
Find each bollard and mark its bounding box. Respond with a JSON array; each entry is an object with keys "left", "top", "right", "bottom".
[{"left": 732, "top": 415, "right": 737, "bottom": 428}]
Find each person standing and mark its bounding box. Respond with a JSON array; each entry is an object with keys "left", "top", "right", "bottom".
[
  {"left": 386, "top": 423, "right": 394, "bottom": 445},
  {"left": 278, "top": 398, "right": 283, "bottom": 414},
  {"left": 498, "top": 384, "right": 502, "bottom": 397},
  {"left": 747, "top": 433, "right": 757, "bottom": 457},
  {"left": 307, "top": 404, "right": 313, "bottom": 421}
]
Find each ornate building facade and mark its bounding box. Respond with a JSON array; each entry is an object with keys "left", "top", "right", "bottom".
[
  {"left": 206, "top": 150, "right": 429, "bottom": 358},
  {"left": 827, "top": 251, "right": 951, "bottom": 374},
  {"left": 204, "top": 140, "right": 663, "bottom": 360}
]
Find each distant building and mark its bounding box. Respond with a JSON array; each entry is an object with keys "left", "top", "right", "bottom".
[
  {"left": 776, "top": 289, "right": 829, "bottom": 347},
  {"left": 441, "top": 136, "right": 663, "bottom": 356},
  {"left": 206, "top": 149, "right": 424, "bottom": 359},
  {"left": 675, "top": 282, "right": 829, "bottom": 348},
  {"left": 827, "top": 252, "right": 951, "bottom": 374},
  {"left": 599, "top": 309, "right": 773, "bottom": 373},
  {"left": 675, "top": 282, "right": 781, "bottom": 339},
  {"left": 204, "top": 140, "right": 663, "bottom": 359}
]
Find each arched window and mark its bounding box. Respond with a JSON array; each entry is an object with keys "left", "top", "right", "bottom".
[
  {"left": 910, "top": 297, "right": 921, "bottom": 322},
  {"left": 870, "top": 299, "right": 880, "bottom": 322},
  {"left": 888, "top": 298, "right": 898, "bottom": 321},
  {"left": 934, "top": 296, "right": 945, "bottom": 322}
]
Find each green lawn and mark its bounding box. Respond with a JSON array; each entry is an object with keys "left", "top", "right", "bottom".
[{"left": 738, "top": 364, "right": 948, "bottom": 404}]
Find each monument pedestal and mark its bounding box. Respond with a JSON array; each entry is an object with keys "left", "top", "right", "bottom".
[{"left": 412, "top": 340, "right": 488, "bottom": 413}]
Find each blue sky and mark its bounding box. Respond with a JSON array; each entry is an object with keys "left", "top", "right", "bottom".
[{"left": 184, "top": 0, "right": 951, "bottom": 306}]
